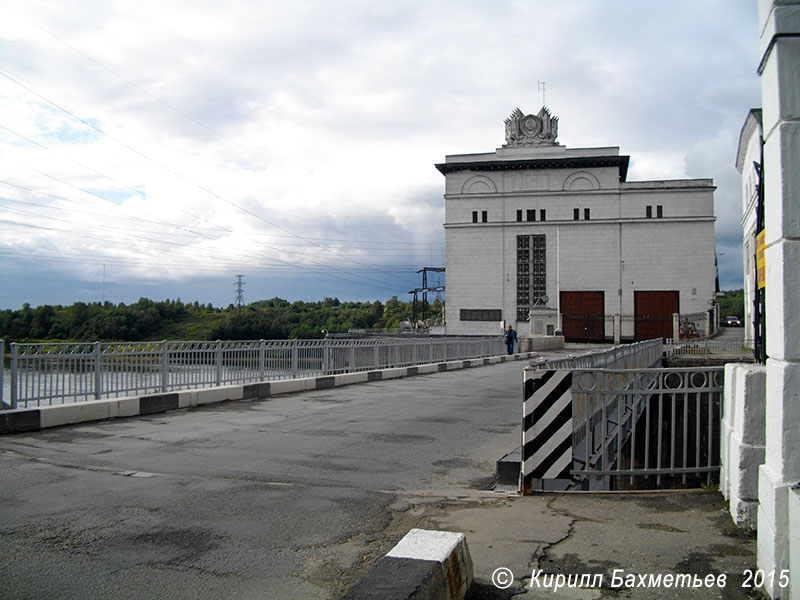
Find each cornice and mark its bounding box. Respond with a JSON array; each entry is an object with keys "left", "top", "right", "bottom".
[{"left": 435, "top": 155, "right": 630, "bottom": 182}]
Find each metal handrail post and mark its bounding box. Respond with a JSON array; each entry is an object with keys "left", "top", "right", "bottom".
[
  {"left": 258, "top": 340, "right": 266, "bottom": 380},
  {"left": 161, "top": 341, "right": 169, "bottom": 392},
  {"left": 0, "top": 339, "right": 4, "bottom": 409},
  {"left": 10, "top": 342, "right": 17, "bottom": 409},
  {"left": 94, "top": 341, "right": 102, "bottom": 400},
  {"left": 215, "top": 340, "right": 222, "bottom": 386},
  {"left": 291, "top": 339, "right": 298, "bottom": 377}
]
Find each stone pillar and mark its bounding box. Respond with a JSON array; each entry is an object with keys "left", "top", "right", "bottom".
[
  {"left": 613, "top": 314, "right": 621, "bottom": 344},
  {"left": 757, "top": 1, "right": 800, "bottom": 596},
  {"left": 672, "top": 313, "right": 680, "bottom": 342}
]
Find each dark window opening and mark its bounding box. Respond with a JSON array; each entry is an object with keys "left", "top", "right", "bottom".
[
  {"left": 526, "top": 209, "right": 536, "bottom": 222},
  {"left": 584, "top": 208, "right": 590, "bottom": 220},
  {"left": 646, "top": 205, "right": 652, "bottom": 218},
  {"left": 517, "top": 234, "right": 546, "bottom": 321},
  {"left": 574, "top": 208, "right": 580, "bottom": 220},
  {"left": 460, "top": 308, "right": 502, "bottom": 321},
  {"left": 516, "top": 209, "right": 522, "bottom": 222},
  {"left": 540, "top": 209, "right": 546, "bottom": 221},
  {"left": 472, "top": 211, "right": 478, "bottom": 223},
  {"left": 481, "top": 210, "right": 488, "bottom": 223},
  {"left": 657, "top": 205, "right": 663, "bottom": 218}
]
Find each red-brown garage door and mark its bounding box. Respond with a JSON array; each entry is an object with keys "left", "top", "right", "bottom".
[
  {"left": 560, "top": 291, "right": 605, "bottom": 342},
  {"left": 634, "top": 290, "right": 679, "bottom": 341}
]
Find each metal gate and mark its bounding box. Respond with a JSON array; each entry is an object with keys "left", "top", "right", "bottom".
[
  {"left": 560, "top": 291, "right": 605, "bottom": 342},
  {"left": 634, "top": 290, "right": 679, "bottom": 341}
]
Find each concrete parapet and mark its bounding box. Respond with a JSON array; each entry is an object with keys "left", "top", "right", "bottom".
[
  {"left": 789, "top": 485, "right": 800, "bottom": 599},
  {"left": 722, "top": 363, "right": 766, "bottom": 530},
  {"left": 195, "top": 385, "right": 244, "bottom": 406},
  {"left": 341, "top": 528, "right": 473, "bottom": 600},
  {"left": 757, "top": 465, "right": 793, "bottom": 597},
  {"left": 334, "top": 372, "right": 369, "bottom": 386},
  {"left": 519, "top": 336, "right": 565, "bottom": 352}
]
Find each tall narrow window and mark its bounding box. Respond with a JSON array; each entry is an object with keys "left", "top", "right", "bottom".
[
  {"left": 646, "top": 205, "right": 652, "bottom": 218},
  {"left": 516, "top": 209, "right": 522, "bottom": 222},
  {"left": 540, "top": 209, "right": 546, "bottom": 221},
  {"left": 472, "top": 211, "right": 478, "bottom": 223},
  {"left": 526, "top": 209, "right": 536, "bottom": 222},
  {"left": 481, "top": 210, "right": 488, "bottom": 223},
  {"left": 517, "top": 234, "right": 546, "bottom": 321},
  {"left": 574, "top": 208, "right": 580, "bottom": 220},
  {"left": 657, "top": 205, "right": 663, "bottom": 218},
  {"left": 584, "top": 208, "right": 591, "bottom": 220}
]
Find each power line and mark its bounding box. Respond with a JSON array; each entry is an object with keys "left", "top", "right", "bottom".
[{"left": 0, "top": 69, "right": 417, "bottom": 287}]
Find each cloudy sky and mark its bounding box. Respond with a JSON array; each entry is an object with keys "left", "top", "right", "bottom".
[{"left": 0, "top": 0, "right": 761, "bottom": 310}]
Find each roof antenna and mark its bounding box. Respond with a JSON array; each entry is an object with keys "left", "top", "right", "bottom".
[{"left": 538, "top": 80, "right": 546, "bottom": 108}]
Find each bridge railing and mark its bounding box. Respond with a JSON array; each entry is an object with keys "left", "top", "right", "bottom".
[
  {"left": 663, "top": 339, "right": 753, "bottom": 361},
  {"left": 3, "top": 336, "right": 504, "bottom": 409},
  {"left": 570, "top": 367, "right": 724, "bottom": 488},
  {"left": 535, "top": 338, "right": 663, "bottom": 370}
]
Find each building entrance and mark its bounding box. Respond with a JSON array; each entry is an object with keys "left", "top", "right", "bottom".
[
  {"left": 634, "top": 290, "right": 679, "bottom": 340},
  {"left": 560, "top": 291, "right": 605, "bottom": 342}
]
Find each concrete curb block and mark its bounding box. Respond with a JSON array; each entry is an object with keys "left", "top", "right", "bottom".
[
  {"left": 341, "top": 528, "right": 473, "bottom": 600},
  {"left": 0, "top": 351, "right": 538, "bottom": 434}
]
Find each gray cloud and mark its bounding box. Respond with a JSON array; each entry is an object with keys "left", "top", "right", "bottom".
[{"left": 0, "top": 0, "right": 762, "bottom": 309}]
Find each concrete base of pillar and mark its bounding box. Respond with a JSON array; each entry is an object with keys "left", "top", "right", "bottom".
[
  {"left": 729, "top": 438, "right": 765, "bottom": 531},
  {"left": 789, "top": 486, "right": 800, "bottom": 600},
  {"left": 519, "top": 336, "right": 565, "bottom": 352},
  {"left": 757, "top": 465, "right": 795, "bottom": 598}
]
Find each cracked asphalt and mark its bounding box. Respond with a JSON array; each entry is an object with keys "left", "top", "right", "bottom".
[{"left": 0, "top": 348, "right": 763, "bottom": 600}]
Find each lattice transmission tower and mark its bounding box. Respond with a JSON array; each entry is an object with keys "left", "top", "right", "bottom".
[{"left": 234, "top": 274, "right": 246, "bottom": 309}]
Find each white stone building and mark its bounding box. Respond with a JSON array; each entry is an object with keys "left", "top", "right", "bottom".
[
  {"left": 736, "top": 108, "right": 764, "bottom": 349},
  {"left": 437, "top": 108, "right": 717, "bottom": 341}
]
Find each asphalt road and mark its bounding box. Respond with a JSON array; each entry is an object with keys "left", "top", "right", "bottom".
[{"left": 0, "top": 359, "right": 530, "bottom": 600}]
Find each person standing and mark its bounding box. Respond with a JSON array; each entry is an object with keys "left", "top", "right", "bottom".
[{"left": 505, "top": 325, "right": 517, "bottom": 355}]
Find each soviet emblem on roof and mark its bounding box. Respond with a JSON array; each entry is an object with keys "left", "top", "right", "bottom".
[{"left": 504, "top": 107, "right": 559, "bottom": 147}]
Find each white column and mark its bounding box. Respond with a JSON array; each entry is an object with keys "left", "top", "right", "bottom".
[{"left": 757, "top": 1, "right": 800, "bottom": 596}]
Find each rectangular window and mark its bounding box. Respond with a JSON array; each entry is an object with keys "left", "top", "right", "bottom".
[
  {"left": 574, "top": 208, "right": 580, "bottom": 220},
  {"left": 646, "top": 205, "right": 652, "bottom": 218},
  {"left": 657, "top": 205, "right": 663, "bottom": 218},
  {"left": 540, "top": 209, "right": 546, "bottom": 221},
  {"left": 584, "top": 208, "right": 590, "bottom": 220},
  {"left": 460, "top": 308, "right": 502, "bottom": 321},
  {"left": 481, "top": 210, "right": 488, "bottom": 223},
  {"left": 526, "top": 209, "right": 535, "bottom": 222},
  {"left": 516, "top": 209, "right": 522, "bottom": 222},
  {"left": 517, "top": 234, "right": 546, "bottom": 321},
  {"left": 472, "top": 211, "right": 478, "bottom": 223}
]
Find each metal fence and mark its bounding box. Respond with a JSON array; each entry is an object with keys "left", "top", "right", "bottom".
[
  {"left": 664, "top": 340, "right": 753, "bottom": 361},
  {"left": 3, "top": 336, "right": 504, "bottom": 408},
  {"left": 570, "top": 367, "right": 723, "bottom": 488}
]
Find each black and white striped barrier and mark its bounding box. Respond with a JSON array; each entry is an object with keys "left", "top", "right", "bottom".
[
  {"left": 341, "top": 528, "right": 473, "bottom": 600},
  {"left": 521, "top": 368, "right": 574, "bottom": 493}
]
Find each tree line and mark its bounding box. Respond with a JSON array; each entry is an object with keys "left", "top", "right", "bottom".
[{"left": 0, "top": 296, "right": 444, "bottom": 343}]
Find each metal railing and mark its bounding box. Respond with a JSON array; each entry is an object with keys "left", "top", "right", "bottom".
[
  {"left": 536, "top": 338, "right": 663, "bottom": 370},
  {"left": 570, "top": 367, "right": 723, "bottom": 488},
  {"left": 664, "top": 340, "right": 753, "bottom": 361},
  {"left": 3, "top": 336, "right": 504, "bottom": 408}
]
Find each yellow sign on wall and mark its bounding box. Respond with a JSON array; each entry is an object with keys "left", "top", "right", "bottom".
[{"left": 756, "top": 230, "right": 766, "bottom": 290}]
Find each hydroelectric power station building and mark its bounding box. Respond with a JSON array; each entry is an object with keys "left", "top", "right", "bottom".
[{"left": 436, "top": 107, "right": 717, "bottom": 342}]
